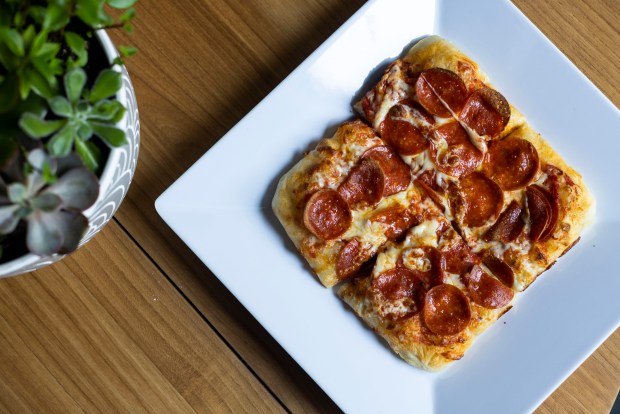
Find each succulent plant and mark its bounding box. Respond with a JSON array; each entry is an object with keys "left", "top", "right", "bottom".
[
  {"left": 0, "top": 149, "right": 98, "bottom": 255},
  {"left": 19, "top": 67, "right": 127, "bottom": 172},
  {"left": 0, "top": 0, "right": 137, "bottom": 260}
]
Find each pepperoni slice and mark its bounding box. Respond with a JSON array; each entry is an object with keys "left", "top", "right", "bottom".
[
  {"left": 526, "top": 185, "right": 552, "bottom": 242},
  {"left": 538, "top": 184, "right": 560, "bottom": 241},
  {"left": 370, "top": 205, "right": 418, "bottom": 241},
  {"left": 427, "top": 247, "right": 447, "bottom": 287},
  {"left": 372, "top": 267, "right": 426, "bottom": 320},
  {"left": 338, "top": 158, "right": 385, "bottom": 208},
  {"left": 423, "top": 284, "right": 471, "bottom": 335},
  {"left": 336, "top": 238, "right": 373, "bottom": 281},
  {"left": 463, "top": 265, "right": 514, "bottom": 309},
  {"left": 442, "top": 237, "right": 480, "bottom": 275},
  {"left": 430, "top": 121, "right": 483, "bottom": 178},
  {"left": 459, "top": 88, "right": 510, "bottom": 139},
  {"left": 303, "top": 189, "right": 352, "bottom": 240},
  {"left": 482, "top": 254, "right": 514, "bottom": 288},
  {"left": 456, "top": 172, "right": 504, "bottom": 227},
  {"left": 362, "top": 146, "right": 411, "bottom": 196},
  {"left": 373, "top": 267, "right": 424, "bottom": 301},
  {"left": 415, "top": 170, "right": 445, "bottom": 211},
  {"left": 482, "top": 200, "right": 524, "bottom": 243},
  {"left": 483, "top": 137, "right": 540, "bottom": 191},
  {"left": 380, "top": 106, "right": 427, "bottom": 155},
  {"left": 415, "top": 68, "right": 467, "bottom": 117}
]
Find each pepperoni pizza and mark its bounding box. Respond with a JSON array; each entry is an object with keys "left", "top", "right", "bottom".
[{"left": 272, "top": 35, "right": 594, "bottom": 370}]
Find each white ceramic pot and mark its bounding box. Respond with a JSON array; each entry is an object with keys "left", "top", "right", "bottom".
[{"left": 0, "top": 31, "right": 140, "bottom": 278}]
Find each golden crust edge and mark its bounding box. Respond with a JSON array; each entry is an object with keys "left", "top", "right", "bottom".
[
  {"left": 508, "top": 123, "right": 595, "bottom": 289},
  {"left": 338, "top": 277, "right": 510, "bottom": 372}
]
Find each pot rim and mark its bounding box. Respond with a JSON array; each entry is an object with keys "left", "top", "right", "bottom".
[{"left": 0, "top": 30, "right": 129, "bottom": 275}]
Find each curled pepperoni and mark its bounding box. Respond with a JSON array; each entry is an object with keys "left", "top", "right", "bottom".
[
  {"left": 303, "top": 189, "right": 352, "bottom": 240},
  {"left": 423, "top": 284, "right": 471, "bottom": 335},
  {"left": 370, "top": 205, "right": 418, "bottom": 241},
  {"left": 483, "top": 137, "right": 540, "bottom": 191},
  {"left": 427, "top": 247, "right": 447, "bottom": 286},
  {"left": 442, "top": 237, "right": 480, "bottom": 275},
  {"left": 336, "top": 238, "right": 373, "bottom": 281},
  {"left": 539, "top": 185, "right": 560, "bottom": 241},
  {"left": 430, "top": 121, "right": 483, "bottom": 178},
  {"left": 482, "top": 254, "right": 514, "bottom": 288},
  {"left": 416, "top": 68, "right": 467, "bottom": 117},
  {"left": 338, "top": 158, "right": 385, "bottom": 208},
  {"left": 456, "top": 172, "right": 504, "bottom": 227},
  {"left": 362, "top": 146, "right": 411, "bottom": 196},
  {"left": 463, "top": 265, "right": 514, "bottom": 309},
  {"left": 527, "top": 184, "right": 559, "bottom": 242},
  {"left": 380, "top": 106, "right": 427, "bottom": 155},
  {"left": 483, "top": 200, "right": 524, "bottom": 243},
  {"left": 526, "top": 185, "right": 552, "bottom": 242},
  {"left": 415, "top": 170, "right": 445, "bottom": 211},
  {"left": 459, "top": 88, "right": 510, "bottom": 139}
]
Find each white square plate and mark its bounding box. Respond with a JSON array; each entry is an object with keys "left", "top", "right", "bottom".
[{"left": 155, "top": 0, "right": 620, "bottom": 412}]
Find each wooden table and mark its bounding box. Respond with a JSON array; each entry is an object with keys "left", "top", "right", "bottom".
[{"left": 1, "top": 1, "right": 618, "bottom": 412}]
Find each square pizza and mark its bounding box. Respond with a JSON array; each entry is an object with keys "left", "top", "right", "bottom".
[{"left": 272, "top": 35, "right": 594, "bottom": 370}]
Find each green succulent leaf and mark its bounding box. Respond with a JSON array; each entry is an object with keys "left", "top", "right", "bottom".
[
  {"left": 77, "top": 122, "right": 93, "bottom": 141},
  {"left": 28, "top": 6, "right": 47, "bottom": 24},
  {"left": 24, "top": 67, "right": 56, "bottom": 98},
  {"left": 64, "top": 68, "right": 86, "bottom": 104},
  {"left": 42, "top": 162, "right": 57, "bottom": 185},
  {"left": 64, "top": 31, "right": 88, "bottom": 67},
  {"left": 29, "top": 31, "right": 47, "bottom": 58},
  {"left": 58, "top": 212, "right": 88, "bottom": 254},
  {"left": 19, "top": 113, "right": 64, "bottom": 139},
  {"left": 7, "top": 183, "right": 26, "bottom": 203},
  {"left": 22, "top": 25, "right": 35, "bottom": 49},
  {"left": 26, "top": 210, "right": 63, "bottom": 255},
  {"left": 118, "top": 45, "right": 137, "bottom": 58},
  {"left": 32, "top": 42, "right": 60, "bottom": 60},
  {"left": 45, "top": 167, "right": 99, "bottom": 210},
  {"left": 0, "top": 27, "right": 24, "bottom": 57},
  {"left": 89, "top": 69, "right": 121, "bottom": 102},
  {"left": 0, "top": 205, "right": 20, "bottom": 235},
  {"left": 18, "top": 71, "right": 32, "bottom": 100},
  {"left": 107, "top": 0, "right": 137, "bottom": 8},
  {"left": 47, "top": 123, "right": 76, "bottom": 157},
  {"left": 43, "top": 4, "right": 70, "bottom": 31},
  {"left": 91, "top": 122, "right": 127, "bottom": 147},
  {"left": 48, "top": 96, "right": 73, "bottom": 117},
  {"left": 28, "top": 148, "right": 56, "bottom": 173},
  {"left": 119, "top": 8, "right": 136, "bottom": 22},
  {"left": 75, "top": 0, "right": 114, "bottom": 27},
  {"left": 56, "top": 210, "right": 89, "bottom": 254},
  {"left": 90, "top": 99, "right": 125, "bottom": 121},
  {"left": 30, "top": 192, "right": 62, "bottom": 212},
  {"left": 14, "top": 206, "right": 33, "bottom": 220},
  {"left": 75, "top": 139, "right": 101, "bottom": 172}
]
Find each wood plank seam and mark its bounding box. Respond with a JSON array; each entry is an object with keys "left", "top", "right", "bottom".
[{"left": 112, "top": 217, "right": 294, "bottom": 414}]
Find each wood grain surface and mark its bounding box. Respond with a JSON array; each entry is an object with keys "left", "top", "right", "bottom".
[{"left": 0, "top": 0, "right": 617, "bottom": 413}]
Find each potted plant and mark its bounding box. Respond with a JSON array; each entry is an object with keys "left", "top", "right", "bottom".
[{"left": 0, "top": 0, "right": 140, "bottom": 277}]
